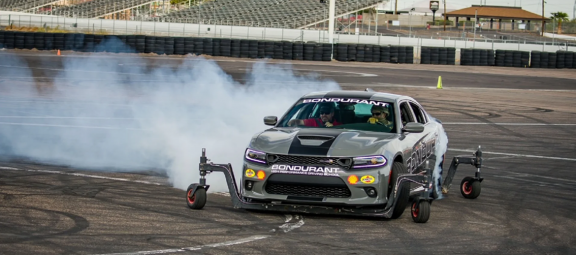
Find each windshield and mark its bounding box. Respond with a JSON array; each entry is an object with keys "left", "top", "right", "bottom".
[{"left": 277, "top": 98, "right": 396, "bottom": 133}]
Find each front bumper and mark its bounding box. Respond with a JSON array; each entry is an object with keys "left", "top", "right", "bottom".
[{"left": 241, "top": 160, "right": 392, "bottom": 206}]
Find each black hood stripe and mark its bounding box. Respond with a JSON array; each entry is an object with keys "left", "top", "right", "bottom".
[{"left": 288, "top": 128, "right": 345, "bottom": 156}]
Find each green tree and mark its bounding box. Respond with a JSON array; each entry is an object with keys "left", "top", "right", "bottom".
[{"left": 550, "top": 12, "right": 569, "bottom": 34}]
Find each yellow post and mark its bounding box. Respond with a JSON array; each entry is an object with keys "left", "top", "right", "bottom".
[{"left": 437, "top": 76, "right": 443, "bottom": 89}]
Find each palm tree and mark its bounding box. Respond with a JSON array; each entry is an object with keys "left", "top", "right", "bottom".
[{"left": 550, "top": 12, "right": 569, "bottom": 34}]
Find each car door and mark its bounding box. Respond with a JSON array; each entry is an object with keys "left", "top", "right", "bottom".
[
  {"left": 407, "top": 100, "right": 437, "bottom": 172},
  {"left": 399, "top": 101, "right": 419, "bottom": 173}
]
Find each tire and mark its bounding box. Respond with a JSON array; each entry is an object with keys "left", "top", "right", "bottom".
[
  {"left": 411, "top": 200, "right": 430, "bottom": 223},
  {"left": 460, "top": 177, "right": 481, "bottom": 199},
  {"left": 390, "top": 162, "right": 410, "bottom": 219},
  {"left": 186, "top": 185, "right": 207, "bottom": 209}
]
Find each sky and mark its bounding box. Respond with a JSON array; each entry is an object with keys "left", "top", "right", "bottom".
[{"left": 395, "top": 0, "right": 575, "bottom": 19}]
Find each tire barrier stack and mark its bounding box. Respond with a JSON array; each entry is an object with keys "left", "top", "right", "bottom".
[
  {"left": 334, "top": 44, "right": 413, "bottom": 64},
  {"left": 494, "top": 50, "right": 530, "bottom": 68},
  {"left": 554, "top": 51, "right": 575, "bottom": 69},
  {"left": 530, "top": 51, "right": 576, "bottom": 69},
  {"left": 2, "top": 31, "right": 575, "bottom": 68},
  {"left": 460, "top": 49, "right": 495, "bottom": 66},
  {"left": 422, "top": 47, "right": 456, "bottom": 65}
]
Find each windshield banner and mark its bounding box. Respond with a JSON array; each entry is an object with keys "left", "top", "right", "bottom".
[{"left": 302, "top": 98, "right": 388, "bottom": 106}]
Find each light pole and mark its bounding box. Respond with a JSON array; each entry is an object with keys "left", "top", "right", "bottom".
[
  {"left": 430, "top": 1, "right": 439, "bottom": 25},
  {"left": 443, "top": 0, "right": 447, "bottom": 31},
  {"left": 409, "top": 8, "right": 415, "bottom": 37},
  {"left": 328, "top": 0, "right": 335, "bottom": 44},
  {"left": 541, "top": 0, "right": 545, "bottom": 36},
  {"left": 473, "top": 9, "right": 477, "bottom": 48}
]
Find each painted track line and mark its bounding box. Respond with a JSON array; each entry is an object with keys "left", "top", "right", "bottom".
[
  {"left": 96, "top": 235, "right": 270, "bottom": 255},
  {"left": 448, "top": 149, "right": 576, "bottom": 161},
  {"left": 352, "top": 83, "right": 576, "bottom": 92},
  {"left": 0, "top": 122, "right": 147, "bottom": 131},
  {"left": 443, "top": 122, "right": 576, "bottom": 126},
  {"left": 0, "top": 167, "right": 164, "bottom": 186}
]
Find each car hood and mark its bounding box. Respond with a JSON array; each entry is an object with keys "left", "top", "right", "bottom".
[{"left": 250, "top": 127, "right": 398, "bottom": 157}]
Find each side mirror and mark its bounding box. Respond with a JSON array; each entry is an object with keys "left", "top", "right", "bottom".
[
  {"left": 263, "top": 116, "right": 277, "bottom": 126},
  {"left": 402, "top": 122, "right": 424, "bottom": 133}
]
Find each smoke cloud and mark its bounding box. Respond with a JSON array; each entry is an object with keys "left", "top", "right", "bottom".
[
  {"left": 0, "top": 40, "right": 341, "bottom": 192},
  {"left": 432, "top": 119, "right": 449, "bottom": 199}
]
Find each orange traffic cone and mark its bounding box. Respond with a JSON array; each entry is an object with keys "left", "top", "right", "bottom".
[{"left": 57, "top": 49, "right": 61, "bottom": 56}]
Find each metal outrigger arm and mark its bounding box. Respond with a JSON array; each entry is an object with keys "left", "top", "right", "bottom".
[{"left": 441, "top": 146, "right": 483, "bottom": 194}]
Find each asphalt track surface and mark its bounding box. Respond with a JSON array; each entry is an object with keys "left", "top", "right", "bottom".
[{"left": 1, "top": 50, "right": 576, "bottom": 255}]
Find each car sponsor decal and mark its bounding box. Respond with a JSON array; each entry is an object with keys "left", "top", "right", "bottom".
[
  {"left": 271, "top": 164, "right": 340, "bottom": 177},
  {"left": 406, "top": 132, "right": 438, "bottom": 173},
  {"left": 360, "top": 175, "right": 375, "bottom": 184},
  {"left": 302, "top": 98, "right": 388, "bottom": 107},
  {"left": 245, "top": 169, "right": 256, "bottom": 178}
]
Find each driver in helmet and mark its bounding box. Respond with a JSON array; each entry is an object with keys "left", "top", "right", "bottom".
[{"left": 288, "top": 104, "right": 341, "bottom": 127}]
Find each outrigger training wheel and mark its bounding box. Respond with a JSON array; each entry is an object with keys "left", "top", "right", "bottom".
[
  {"left": 186, "top": 185, "right": 207, "bottom": 209},
  {"left": 460, "top": 177, "right": 481, "bottom": 199},
  {"left": 411, "top": 200, "right": 430, "bottom": 223}
]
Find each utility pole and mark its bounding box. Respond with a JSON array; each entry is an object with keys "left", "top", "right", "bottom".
[
  {"left": 328, "top": 0, "right": 335, "bottom": 44},
  {"left": 541, "top": 0, "right": 545, "bottom": 36},
  {"left": 394, "top": 0, "right": 398, "bottom": 15},
  {"left": 444, "top": 0, "right": 447, "bottom": 31}
]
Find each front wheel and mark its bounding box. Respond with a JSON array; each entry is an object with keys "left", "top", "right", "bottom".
[
  {"left": 389, "top": 162, "right": 410, "bottom": 219},
  {"left": 411, "top": 200, "right": 430, "bottom": 223},
  {"left": 460, "top": 177, "right": 481, "bottom": 199},
  {"left": 186, "top": 186, "right": 207, "bottom": 209}
]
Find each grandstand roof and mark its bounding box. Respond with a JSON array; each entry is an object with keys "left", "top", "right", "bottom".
[{"left": 445, "top": 5, "right": 550, "bottom": 21}]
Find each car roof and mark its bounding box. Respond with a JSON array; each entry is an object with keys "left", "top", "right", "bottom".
[{"left": 300, "top": 90, "right": 412, "bottom": 103}]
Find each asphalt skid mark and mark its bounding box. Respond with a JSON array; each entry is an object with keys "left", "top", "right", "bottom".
[
  {"left": 97, "top": 235, "right": 271, "bottom": 255},
  {"left": 0, "top": 206, "right": 90, "bottom": 244}
]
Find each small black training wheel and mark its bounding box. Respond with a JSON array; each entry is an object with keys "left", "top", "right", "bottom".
[
  {"left": 186, "top": 186, "right": 207, "bottom": 209},
  {"left": 460, "top": 177, "right": 481, "bottom": 199},
  {"left": 411, "top": 200, "right": 430, "bottom": 223}
]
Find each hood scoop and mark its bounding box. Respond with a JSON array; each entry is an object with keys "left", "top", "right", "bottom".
[{"left": 297, "top": 135, "right": 335, "bottom": 146}]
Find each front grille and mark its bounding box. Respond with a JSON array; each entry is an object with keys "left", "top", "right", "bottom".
[
  {"left": 265, "top": 183, "right": 351, "bottom": 198},
  {"left": 268, "top": 155, "right": 351, "bottom": 169}
]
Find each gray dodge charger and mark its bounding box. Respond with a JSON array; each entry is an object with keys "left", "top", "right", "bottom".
[
  {"left": 242, "top": 90, "right": 441, "bottom": 218},
  {"left": 186, "top": 89, "right": 483, "bottom": 223}
]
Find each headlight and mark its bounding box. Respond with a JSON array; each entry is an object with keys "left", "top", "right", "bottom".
[
  {"left": 352, "top": 155, "right": 387, "bottom": 169},
  {"left": 245, "top": 149, "right": 267, "bottom": 164}
]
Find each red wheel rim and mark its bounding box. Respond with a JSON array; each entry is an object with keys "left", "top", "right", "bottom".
[
  {"left": 462, "top": 181, "right": 472, "bottom": 195},
  {"left": 412, "top": 203, "right": 419, "bottom": 218},
  {"left": 187, "top": 190, "right": 196, "bottom": 204}
]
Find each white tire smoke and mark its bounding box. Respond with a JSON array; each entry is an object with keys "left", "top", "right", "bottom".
[{"left": 0, "top": 51, "right": 340, "bottom": 192}]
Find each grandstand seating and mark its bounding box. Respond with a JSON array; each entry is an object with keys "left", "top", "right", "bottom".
[
  {"left": 1, "top": 0, "right": 382, "bottom": 29},
  {"left": 48, "top": 0, "right": 156, "bottom": 18},
  {"left": 160, "top": 0, "right": 382, "bottom": 28},
  {"left": 0, "top": 0, "right": 61, "bottom": 12}
]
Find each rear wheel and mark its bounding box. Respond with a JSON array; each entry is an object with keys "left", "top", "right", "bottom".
[
  {"left": 411, "top": 200, "right": 430, "bottom": 223},
  {"left": 186, "top": 185, "right": 207, "bottom": 209},
  {"left": 460, "top": 177, "right": 481, "bottom": 199},
  {"left": 389, "top": 162, "right": 410, "bottom": 219}
]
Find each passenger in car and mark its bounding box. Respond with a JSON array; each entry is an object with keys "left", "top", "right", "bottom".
[{"left": 368, "top": 105, "right": 393, "bottom": 128}]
